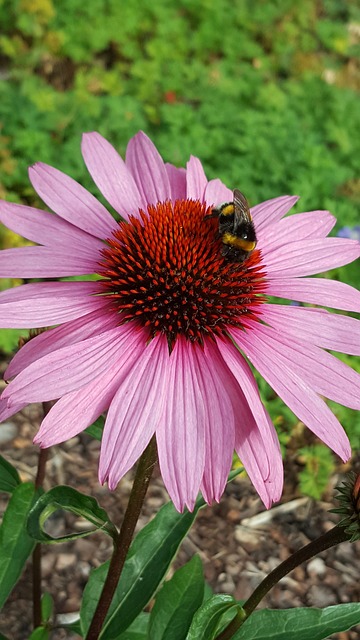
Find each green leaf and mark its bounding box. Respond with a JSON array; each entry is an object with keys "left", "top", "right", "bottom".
[
  {"left": 0, "top": 455, "right": 21, "bottom": 493},
  {"left": 186, "top": 595, "right": 238, "bottom": 639},
  {"left": 0, "top": 328, "right": 28, "bottom": 355},
  {"left": 148, "top": 555, "right": 204, "bottom": 640},
  {"left": 27, "top": 486, "right": 117, "bottom": 543},
  {"left": 84, "top": 416, "right": 105, "bottom": 441},
  {"left": 41, "top": 592, "right": 54, "bottom": 623},
  {"left": 116, "top": 612, "right": 149, "bottom": 639},
  {"left": 62, "top": 614, "right": 150, "bottom": 639},
  {"left": 60, "top": 612, "right": 146, "bottom": 637},
  {"left": 0, "top": 482, "right": 37, "bottom": 608},
  {"left": 0, "top": 633, "right": 10, "bottom": 640},
  {"left": 232, "top": 604, "right": 360, "bottom": 639},
  {"left": 59, "top": 619, "right": 82, "bottom": 635},
  {"left": 81, "top": 496, "right": 205, "bottom": 638},
  {"left": 28, "top": 628, "right": 50, "bottom": 640}
]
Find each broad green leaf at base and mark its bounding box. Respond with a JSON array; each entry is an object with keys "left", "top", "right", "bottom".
[
  {"left": 81, "top": 469, "right": 243, "bottom": 639},
  {"left": 80, "top": 499, "right": 202, "bottom": 639},
  {"left": 148, "top": 555, "right": 204, "bottom": 639},
  {"left": 0, "top": 455, "right": 21, "bottom": 493},
  {"left": 28, "top": 628, "right": 50, "bottom": 640},
  {"left": 186, "top": 594, "right": 238, "bottom": 639},
  {"left": 27, "top": 486, "right": 117, "bottom": 543},
  {"left": 232, "top": 604, "right": 360, "bottom": 639},
  {"left": 0, "top": 482, "right": 37, "bottom": 609},
  {"left": 117, "top": 613, "right": 149, "bottom": 639}
]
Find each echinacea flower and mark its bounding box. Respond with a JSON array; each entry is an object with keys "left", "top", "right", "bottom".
[{"left": 1, "top": 132, "right": 360, "bottom": 512}]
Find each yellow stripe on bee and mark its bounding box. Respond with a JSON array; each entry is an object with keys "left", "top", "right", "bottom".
[
  {"left": 222, "top": 232, "right": 256, "bottom": 252},
  {"left": 220, "top": 204, "right": 235, "bottom": 217}
]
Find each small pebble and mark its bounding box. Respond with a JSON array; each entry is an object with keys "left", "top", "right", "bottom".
[
  {"left": 0, "top": 421, "right": 18, "bottom": 445},
  {"left": 307, "top": 557, "right": 327, "bottom": 578},
  {"left": 56, "top": 553, "right": 77, "bottom": 571}
]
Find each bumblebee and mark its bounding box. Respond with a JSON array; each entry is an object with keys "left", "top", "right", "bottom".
[{"left": 210, "top": 189, "right": 257, "bottom": 262}]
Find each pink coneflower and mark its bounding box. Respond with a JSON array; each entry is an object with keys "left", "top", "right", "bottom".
[{"left": 0, "top": 132, "right": 360, "bottom": 512}]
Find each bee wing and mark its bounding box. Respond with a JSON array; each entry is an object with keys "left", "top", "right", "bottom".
[{"left": 233, "top": 189, "right": 252, "bottom": 222}]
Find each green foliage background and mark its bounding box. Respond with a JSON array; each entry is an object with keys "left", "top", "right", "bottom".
[
  {"left": 0, "top": 0, "right": 359, "bottom": 497},
  {"left": 1, "top": 0, "right": 359, "bottom": 217}
]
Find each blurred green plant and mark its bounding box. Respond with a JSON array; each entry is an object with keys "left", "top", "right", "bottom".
[
  {"left": 0, "top": 0, "right": 359, "bottom": 221},
  {"left": 298, "top": 445, "right": 335, "bottom": 500}
]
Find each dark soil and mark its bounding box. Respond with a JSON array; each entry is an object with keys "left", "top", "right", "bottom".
[{"left": 0, "top": 399, "right": 359, "bottom": 640}]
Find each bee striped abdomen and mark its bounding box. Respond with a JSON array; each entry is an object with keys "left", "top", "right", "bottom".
[
  {"left": 222, "top": 231, "right": 257, "bottom": 253},
  {"left": 210, "top": 188, "right": 257, "bottom": 263}
]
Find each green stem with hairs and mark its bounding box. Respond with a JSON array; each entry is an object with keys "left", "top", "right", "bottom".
[{"left": 32, "top": 401, "right": 52, "bottom": 629}]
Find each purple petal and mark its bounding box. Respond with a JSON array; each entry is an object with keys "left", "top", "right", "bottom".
[
  {"left": 186, "top": 156, "right": 208, "bottom": 200},
  {"left": 29, "top": 162, "right": 115, "bottom": 238},
  {"left": 0, "top": 281, "right": 104, "bottom": 328},
  {"left": 204, "top": 179, "right": 233, "bottom": 207},
  {"left": 257, "top": 210, "right": 336, "bottom": 247},
  {"left": 0, "top": 201, "right": 104, "bottom": 251},
  {"left": 34, "top": 375, "right": 114, "bottom": 447},
  {"left": 125, "top": 131, "right": 171, "bottom": 206},
  {"left": 0, "top": 246, "right": 99, "bottom": 278},
  {"left": 0, "top": 398, "right": 26, "bottom": 423},
  {"left": 236, "top": 415, "right": 283, "bottom": 508},
  {"left": 81, "top": 132, "right": 143, "bottom": 219},
  {"left": 266, "top": 277, "right": 360, "bottom": 313},
  {"left": 231, "top": 326, "right": 351, "bottom": 461},
  {"left": 251, "top": 196, "right": 299, "bottom": 233},
  {"left": 260, "top": 304, "right": 360, "bottom": 355},
  {"left": 246, "top": 322, "right": 360, "bottom": 409},
  {"left": 165, "top": 163, "right": 186, "bottom": 200},
  {"left": 5, "top": 307, "right": 118, "bottom": 380},
  {"left": 3, "top": 325, "right": 141, "bottom": 405},
  {"left": 156, "top": 337, "right": 206, "bottom": 512},
  {"left": 99, "top": 334, "right": 169, "bottom": 488},
  {"left": 34, "top": 327, "right": 146, "bottom": 447},
  {"left": 193, "top": 340, "right": 235, "bottom": 505},
  {"left": 216, "top": 338, "right": 283, "bottom": 507},
  {"left": 264, "top": 238, "right": 360, "bottom": 277}
]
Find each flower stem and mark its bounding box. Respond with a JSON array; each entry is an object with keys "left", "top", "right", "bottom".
[
  {"left": 32, "top": 544, "right": 44, "bottom": 629},
  {"left": 85, "top": 436, "right": 158, "bottom": 640},
  {"left": 32, "top": 401, "right": 52, "bottom": 629},
  {"left": 215, "top": 524, "right": 349, "bottom": 640}
]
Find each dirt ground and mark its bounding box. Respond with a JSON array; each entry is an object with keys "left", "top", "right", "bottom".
[{"left": 0, "top": 399, "right": 359, "bottom": 640}]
